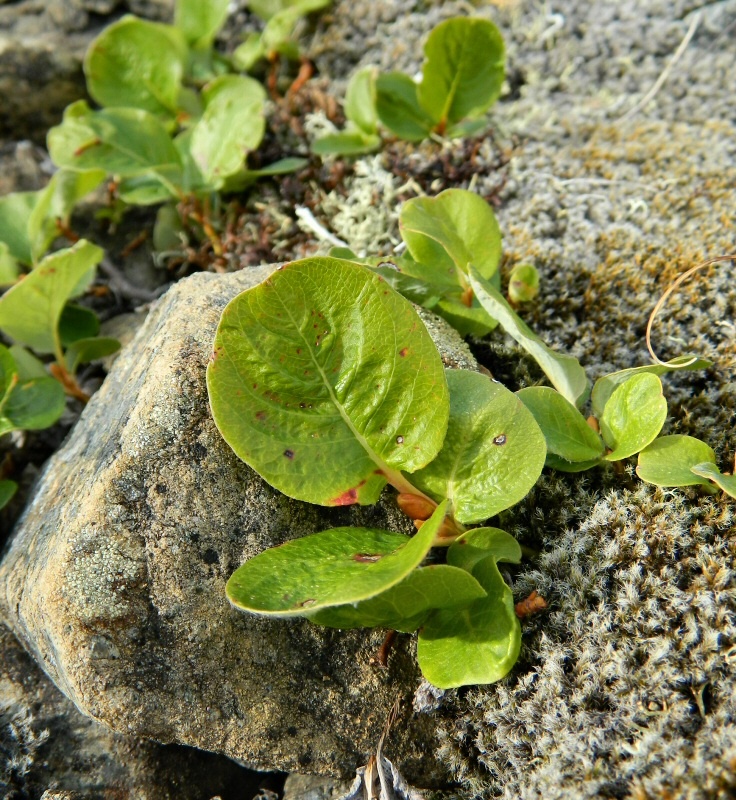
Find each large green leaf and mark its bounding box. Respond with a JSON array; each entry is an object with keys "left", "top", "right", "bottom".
[
  {"left": 48, "top": 102, "right": 182, "bottom": 194},
  {"left": 0, "top": 191, "right": 37, "bottom": 265},
  {"left": 599, "top": 373, "right": 667, "bottom": 461},
  {"left": 308, "top": 564, "right": 487, "bottom": 632},
  {"left": 517, "top": 386, "right": 604, "bottom": 464},
  {"left": 0, "top": 240, "right": 103, "bottom": 355},
  {"left": 189, "top": 75, "right": 266, "bottom": 187},
  {"left": 469, "top": 266, "right": 591, "bottom": 409},
  {"left": 0, "top": 376, "right": 65, "bottom": 435},
  {"left": 417, "top": 17, "right": 505, "bottom": 129},
  {"left": 591, "top": 356, "right": 712, "bottom": 418},
  {"left": 175, "top": 0, "right": 230, "bottom": 48},
  {"left": 207, "top": 257, "right": 450, "bottom": 506},
  {"left": 412, "top": 370, "right": 546, "bottom": 524},
  {"left": 418, "top": 527, "right": 521, "bottom": 688},
  {"left": 636, "top": 435, "right": 717, "bottom": 490},
  {"left": 690, "top": 462, "right": 736, "bottom": 499},
  {"left": 400, "top": 189, "right": 502, "bottom": 288},
  {"left": 375, "top": 73, "right": 435, "bottom": 142},
  {"left": 84, "top": 16, "right": 187, "bottom": 117},
  {"left": 226, "top": 500, "right": 447, "bottom": 615}
]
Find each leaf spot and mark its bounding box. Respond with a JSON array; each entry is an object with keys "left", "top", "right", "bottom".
[
  {"left": 396, "top": 435, "right": 404, "bottom": 444},
  {"left": 399, "top": 347, "right": 409, "bottom": 357},
  {"left": 255, "top": 411, "right": 267, "bottom": 421},
  {"left": 296, "top": 598, "right": 316, "bottom": 608},
  {"left": 284, "top": 449, "right": 295, "bottom": 459},
  {"left": 493, "top": 434, "right": 507, "bottom": 445},
  {"left": 353, "top": 553, "right": 382, "bottom": 563}
]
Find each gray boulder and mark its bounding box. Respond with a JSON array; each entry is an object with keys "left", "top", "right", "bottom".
[{"left": 0, "top": 265, "right": 476, "bottom": 786}]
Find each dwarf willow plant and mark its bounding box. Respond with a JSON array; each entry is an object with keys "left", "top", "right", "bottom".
[
  {"left": 313, "top": 17, "right": 505, "bottom": 156},
  {"left": 206, "top": 256, "right": 547, "bottom": 688}
]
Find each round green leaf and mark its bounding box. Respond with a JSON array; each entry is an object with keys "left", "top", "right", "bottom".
[
  {"left": 59, "top": 304, "right": 100, "bottom": 347},
  {"left": 517, "top": 386, "right": 604, "bottom": 463},
  {"left": 207, "top": 257, "right": 450, "bottom": 506},
  {"left": 690, "top": 462, "right": 736, "bottom": 499},
  {"left": 412, "top": 370, "right": 546, "bottom": 524},
  {"left": 636, "top": 434, "right": 717, "bottom": 489},
  {"left": 447, "top": 526, "right": 522, "bottom": 574},
  {"left": 307, "top": 564, "right": 487, "bottom": 632},
  {"left": 600, "top": 373, "right": 667, "bottom": 461},
  {"left": 1, "top": 376, "right": 65, "bottom": 432},
  {"left": 226, "top": 500, "right": 448, "bottom": 616},
  {"left": 375, "top": 72, "right": 435, "bottom": 142},
  {"left": 0, "top": 479, "right": 17, "bottom": 509},
  {"left": 417, "top": 17, "right": 505, "bottom": 128},
  {"left": 84, "top": 16, "right": 187, "bottom": 117},
  {"left": 417, "top": 552, "right": 520, "bottom": 689}
]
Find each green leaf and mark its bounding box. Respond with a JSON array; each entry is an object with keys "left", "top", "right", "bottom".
[
  {"left": 434, "top": 296, "right": 498, "bottom": 338},
  {"left": 0, "top": 243, "right": 19, "bottom": 286},
  {"left": 375, "top": 72, "right": 435, "bottom": 142},
  {"left": 308, "top": 564, "right": 487, "bottom": 632},
  {"left": 0, "top": 191, "right": 37, "bottom": 265},
  {"left": 418, "top": 527, "right": 521, "bottom": 688},
  {"left": 221, "top": 157, "right": 309, "bottom": 192},
  {"left": 599, "top": 373, "right": 667, "bottom": 461},
  {"left": 175, "top": 0, "right": 230, "bottom": 48},
  {"left": 345, "top": 67, "right": 378, "bottom": 135},
  {"left": 636, "top": 435, "right": 717, "bottom": 490},
  {"left": 417, "top": 17, "right": 505, "bottom": 129},
  {"left": 517, "top": 386, "right": 604, "bottom": 464},
  {"left": 447, "top": 526, "right": 522, "bottom": 574},
  {"left": 261, "top": 8, "right": 304, "bottom": 55},
  {"left": 469, "top": 266, "right": 591, "bottom": 409},
  {"left": 412, "top": 370, "right": 546, "bottom": 524},
  {"left": 28, "top": 169, "right": 106, "bottom": 263},
  {"left": 690, "top": 462, "right": 736, "bottom": 499},
  {"left": 0, "top": 480, "right": 17, "bottom": 509},
  {"left": 544, "top": 453, "right": 602, "bottom": 473},
  {"left": 190, "top": 75, "right": 266, "bottom": 187},
  {"left": 400, "top": 189, "right": 503, "bottom": 288},
  {"left": 84, "top": 16, "right": 187, "bottom": 117},
  {"left": 248, "top": 0, "right": 330, "bottom": 22},
  {"left": 232, "top": 33, "right": 266, "bottom": 71},
  {"left": 8, "top": 346, "right": 47, "bottom": 380},
  {"left": 208, "top": 257, "right": 450, "bottom": 505},
  {"left": 0, "top": 240, "right": 103, "bottom": 355},
  {"left": 591, "top": 356, "right": 712, "bottom": 419},
  {"left": 64, "top": 337, "right": 121, "bottom": 374},
  {"left": 48, "top": 102, "right": 183, "bottom": 192},
  {"left": 58, "top": 304, "right": 100, "bottom": 347},
  {"left": 0, "top": 344, "right": 18, "bottom": 407},
  {"left": 312, "top": 131, "right": 382, "bottom": 156},
  {"left": 508, "top": 263, "right": 540, "bottom": 304},
  {"left": 1, "top": 376, "right": 65, "bottom": 433},
  {"left": 153, "top": 203, "right": 186, "bottom": 252},
  {"left": 226, "top": 500, "right": 448, "bottom": 615},
  {"left": 445, "top": 118, "right": 489, "bottom": 139}
]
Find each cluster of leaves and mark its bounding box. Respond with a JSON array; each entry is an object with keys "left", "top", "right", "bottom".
[
  {"left": 313, "top": 17, "right": 505, "bottom": 156},
  {"left": 207, "top": 257, "right": 548, "bottom": 688}
]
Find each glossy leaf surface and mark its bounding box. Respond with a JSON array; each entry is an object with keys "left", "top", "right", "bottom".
[
  {"left": 636, "top": 435, "right": 716, "bottom": 489},
  {"left": 599, "top": 373, "right": 667, "bottom": 461},
  {"left": 413, "top": 370, "right": 546, "bottom": 523},
  {"left": 0, "top": 241, "right": 103, "bottom": 355},
  {"left": 418, "top": 17, "right": 505, "bottom": 128},
  {"left": 690, "top": 462, "right": 736, "bottom": 499},
  {"left": 307, "top": 564, "right": 487, "bottom": 632},
  {"left": 207, "top": 257, "right": 449, "bottom": 506},
  {"left": 375, "top": 73, "right": 434, "bottom": 142},
  {"left": 447, "top": 526, "right": 521, "bottom": 574},
  {"left": 84, "top": 16, "right": 187, "bottom": 117},
  {"left": 469, "top": 266, "right": 590, "bottom": 409},
  {"left": 226, "top": 501, "right": 447, "bottom": 616},
  {"left": 517, "top": 386, "right": 604, "bottom": 464}
]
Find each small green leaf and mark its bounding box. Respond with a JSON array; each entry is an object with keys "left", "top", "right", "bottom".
[
  {"left": 312, "top": 131, "right": 382, "bottom": 157},
  {"left": 1, "top": 376, "right": 66, "bottom": 432},
  {"left": 417, "top": 17, "right": 505, "bottom": 129},
  {"left": 190, "top": 75, "right": 266, "bottom": 187},
  {"left": 0, "top": 344, "right": 18, "bottom": 406},
  {"left": 0, "top": 480, "right": 17, "bottom": 509},
  {"left": 58, "top": 304, "right": 100, "bottom": 347},
  {"left": 232, "top": 33, "right": 265, "bottom": 71},
  {"left": 345, "top": 67, "right": 378, "bottom": 135},
  {"left": 226, "top": 500, "right": 448, "bottom": 616},
  {"left": 600, "top": 373, "right": 667, "bottom": 461},
  {"left": 400, "top": 189, "right": 502, "bottom": 289},
  {"left": 308, "top": 564, "right": 487, "bottom": 632},
  {"left": 375, "top": 73, "right": 435, "bottom": 142},
  {"left": 0, "top": 191, "right": 37, "bottom": 265},
  {"left": 221, "top": 157, "right": 309, "bottom": 191},
  {"left": 636, "top": 435, "right": 717, "bottom": 490},
  {"left": 207, "top": 257, "right": 450, "bottom": 506},
  {"left": 690, "top": 462, "right": 736, "bottom": 499},
  {"left": 469, "top": 266, "right": 591, "bottom": 409},
  {"left": 517, "top": 386, "right": 604, "bottom": 464},
  {"left": 0, "top": 243, "right": 19, "bottom": 285},
  {"left": 175, "top": 0, "right": 230, "bottom": 48},
  {"left": 418, "top": 531, "right": 521, "bottom": 688},
  {"left": 0, "top": 240, "right": 103, "bottom": 355},
  {"left": 508, "top": 263, "right": 540, "bottom": 304},
  {"left": 413, "top": 370, "right": 546, "bottom": 524},
  {"left": 64, "top": 337, "right": 121, "bottom": 374},
  {"left": 447, "top": 526, "right": 521, "bottom": 574},
  {"left": 591, "top": 356, "right": 712, "bottom": 419},
  {"left": 84, "top": 16, "right": 187, "bottom": 117}
]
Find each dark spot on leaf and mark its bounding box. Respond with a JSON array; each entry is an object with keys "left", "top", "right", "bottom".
[
  {"left": 284, "top": 449, "right": 295, "bottom": 459},
  {"left": 296, "top": 598, "right": 316, "bottom": 608},
  {"left": 256, "top": 410, "right": 267, "bottom": 421},
  {"left": 296, "top": 348, "right": 301, "bottom": 354},
  {"left": 252, "top": 383, "right": 258, "bottom": 389},
  {"left": 202, "top": 548, "right": 219, "bottom": 565},
  {"left": 329, "top": 479, "right": 366, "bottom": 506},
  {"left": 396, "top": 435, "right": 404, "bottom": 444},
  {"left": 353, "top": 553, "right": 382, "bottom": 563},
  {"left": 399, "top": 347, "right": 409, "bottom": 357},
  {"left": 493, "top": 434, "right": 507, "bottom": 445}
]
